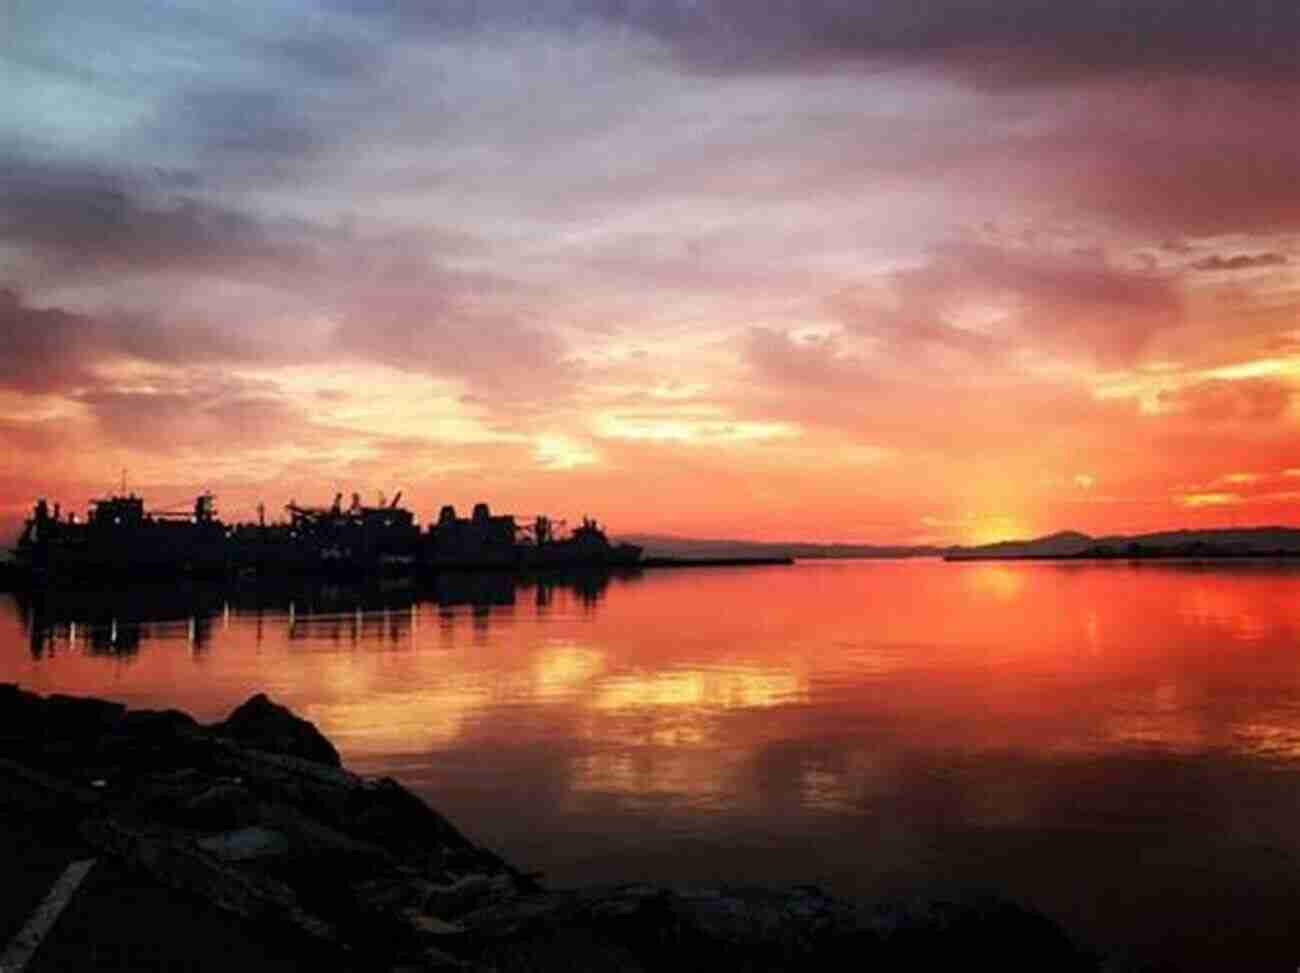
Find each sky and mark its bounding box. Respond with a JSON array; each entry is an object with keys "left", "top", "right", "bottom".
[{"left": 4, "top": 0, "right": 1300, "bottom": 546}]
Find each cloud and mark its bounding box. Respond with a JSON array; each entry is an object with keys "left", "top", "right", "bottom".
[
  {"left": 0, "top": 288, "right": 321, "bottom": 395},
  {"left": 7, "top": 0, "right": 1300, "bottom": 543},
  {"left": 744, "top": 328, "right": 870, "bottom": 390},
  {"left": 1178, "top": 492, "right": 1243, "bottom": 508},
  {"left": 0, "top": 288, "right": 101, "bottom": 392},
  {"left": 1192, "top": 253, "right": 1290, "bottom": 272},
  {"left": 830, "top": 241, "right": 1183, "bottom": 367},
  {"left": 0, "top": 154, "right": 322, "bottom": 277},
  {"left": 75, "top": 375, "right": 307, "bottom": 452},
  {"left": 568, "top": 0, "right": 1300, "bottom": 86},
  {"left": 331, "top": 280, "right": 579, "bottom": 406},
  {"left": 0, "top": 416, "right": 74, "bottom": 456},
  {"left": 1045, "top": 84, "right": 1300, "bottom": 236},
  {"left": 1156, "top": 378, "right": 1295, "bottom": 423},
  {"left": 160, "top": 88, "right": 324, "bottom": 164},
  {"left": 594, "top": 409, "right": 797, "bottom": 445}
]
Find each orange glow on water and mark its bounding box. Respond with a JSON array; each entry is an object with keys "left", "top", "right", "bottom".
[
  {"left": 9, "top": 562, "right": 1300, "bottom": 967},
  {"left": 9, "top": 561, "right": 1300, "bottom": 769}
]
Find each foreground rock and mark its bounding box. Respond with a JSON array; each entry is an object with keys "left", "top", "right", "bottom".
[
  {"left": 213, "top": 692, "right": 342, "bottom": 767},
  {"left": 0, "top": 685, "right": 1105, "bottom": 971}
]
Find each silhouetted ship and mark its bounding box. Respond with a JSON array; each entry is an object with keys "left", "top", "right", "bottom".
[
  {"left": 14, "top": 494, "right": 229, "bottom": 581},
  {"left": 11, "top": 491, "right": 642, "bottom": 584}
]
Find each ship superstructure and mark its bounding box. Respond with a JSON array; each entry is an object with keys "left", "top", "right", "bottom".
[
  {"left": 425, "top": 503, "right": 518, "bottom": 567},
  {"left": 15, "top": 493, "right": 228, "bottom": 580},
  {"left": 12, "top": 489, "right": 640, "bottom": 583}
]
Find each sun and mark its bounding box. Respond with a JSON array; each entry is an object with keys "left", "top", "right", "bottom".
[{"left": 965, "top": 516, "right": 1032, "bottom": 546}]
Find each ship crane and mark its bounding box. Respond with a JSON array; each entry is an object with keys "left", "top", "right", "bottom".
[
  {"left": 139, "top": 492, "right": 216, "bottom": 522},
  {"left": 150, "top": 505, "right": 194, "bottom": 518},
  {"left": 520, "top": 515, "right": 567, "bottom": 545}
]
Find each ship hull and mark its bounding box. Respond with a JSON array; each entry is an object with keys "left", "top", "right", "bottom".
[{"left": 12, "top": 495, "right": 643, "bottom": 588}]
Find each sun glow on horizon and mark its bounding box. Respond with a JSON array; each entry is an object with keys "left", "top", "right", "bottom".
[
  {"left": 963, "top": 516, "right": 1035, "bottom": 546},
  {"left": 6, "top": 4, "right": 1300, "bottom": 546}
]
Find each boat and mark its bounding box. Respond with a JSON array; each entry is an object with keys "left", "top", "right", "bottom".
[
  {"left": 13, "top": 493, "right": 229, "bottom": 582},
  {"left": 248, "top": 492, "right": 421, "bottom": 577},
  {"left": 423, "top": 505, "right": 643, "bottom": 570},
  {"left": 11, "top": 490, "right": 642, "bottom": 584},
  {"left": 520, "top": 515, "right": 643, "bottom": 568}
]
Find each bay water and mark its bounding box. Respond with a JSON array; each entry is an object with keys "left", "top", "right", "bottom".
[{"left": 5, "top": 559, "right": 1300, "bottom": 969}]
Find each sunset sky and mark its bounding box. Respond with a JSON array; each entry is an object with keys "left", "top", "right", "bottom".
[{"left": 4, "top": 1, "right": 1300, "bottom": 545}]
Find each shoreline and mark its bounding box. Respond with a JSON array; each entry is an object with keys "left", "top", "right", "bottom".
[{"left": 944, "top": 551, "right": 1300, "bottom": 562}]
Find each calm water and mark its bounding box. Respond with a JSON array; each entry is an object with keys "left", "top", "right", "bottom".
[{"left": 6, "top": 560, "right": 1300, "bottom": 969}]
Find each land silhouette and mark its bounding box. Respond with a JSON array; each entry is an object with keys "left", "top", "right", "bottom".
[{"left": 622, "top": 526, "right": 1300, "bottom": 561}]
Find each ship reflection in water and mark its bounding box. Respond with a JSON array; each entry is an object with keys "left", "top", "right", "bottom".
[
  {"left": 13, "top": 569, "right": 624, "bottom": 660},
  {"left": 8, "top": 560, "right": 1300, "bottom": 970}
]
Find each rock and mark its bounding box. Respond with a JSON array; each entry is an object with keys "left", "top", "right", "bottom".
[
  {"left": 258, "top": 801, "right": 395, "bottom": 870},
  {"left": 214, "top": 693, "right": 341, "bottom": 767},
  {"left": 456, "top": 891, "right": 581, "bottom": 938},
  {"left": 84, "top": 818, "right": 335, "bottom": 943},
  {"left": 136, "top": 768, "right": 207, "bottom": 813},
  {"left": 121, "top": 708, "right": 200, "bottom": 737},
  {"left": 862, "top": 891, "right": 1096, "bottom": 971},
  {"left": 424, "top": 874, "right": 495, "bottom": 916},
  {"left": 415, "top": 945, "right": 470, "bottom": 969},
  {"left": 181, "top": 782, "right": 261, "bottom": 831},
  {"left": 0, "top": 755, "right": 103, "bottom": 810},
  {"left": 0, "top": 683, "right": 44, "bottom": 736},
  {"left": 401, "top": 910, "right": 463, "bottom": 936},
  {"left": 198, "top": 826, "right": 292, "bottom": 862},
  {"left": 353, "top": 877, "right": 441, "bottom": 914},
  {"left": 43, "top": 694, "right": 126, "bottom": 737}
]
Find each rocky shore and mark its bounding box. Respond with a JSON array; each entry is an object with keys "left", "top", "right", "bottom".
[{"left": 0, "top": 686, "right": 1110, "bottom": 971}]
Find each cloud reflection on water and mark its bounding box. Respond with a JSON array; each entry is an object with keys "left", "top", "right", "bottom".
[{"left": 10, "top": 561, "right": 1300, "bottom": 969}]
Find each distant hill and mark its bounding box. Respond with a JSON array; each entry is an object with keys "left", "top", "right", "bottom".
[
  {"left": 616, "top": 534, "right": 944, "bottom": 560},
  {"left": 620, "top": 526, "right": 1300, "bottom": 562},
  {"left": 946, "top": 526, "right": 1300, "bottom": 560},
  {"left": 944, "top": 530, "right": 1095, "bottom": 559}
]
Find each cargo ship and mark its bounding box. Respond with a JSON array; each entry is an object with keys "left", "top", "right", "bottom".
[
  {"left": 10, "top": 491, "right": 642, "bottom": 585},
  {"left": 234, "top": 492, "right": 421, "bottom": 577},
  {"left": 14, "top": 493, "right": 229, "bottom": 582}
]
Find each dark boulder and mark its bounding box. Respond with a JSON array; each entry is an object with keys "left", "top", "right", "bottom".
[
  {"left": 43, "top": 693, "right": 127, "bottom": 737},
  {"left": 0, "top": 682, "right": 45, "bottom": 737},
  {"left": 182, "top": 782, "right": 262, "bottom": 831},
  {"left": 214, "top": 694, "right": 341, "bottom": 767},
  {"left": 863, "top": 891, "right": 1097, "bottom": 972},
  {"left": 121, "top": 708, "right": 200, "bottom": 737}
]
